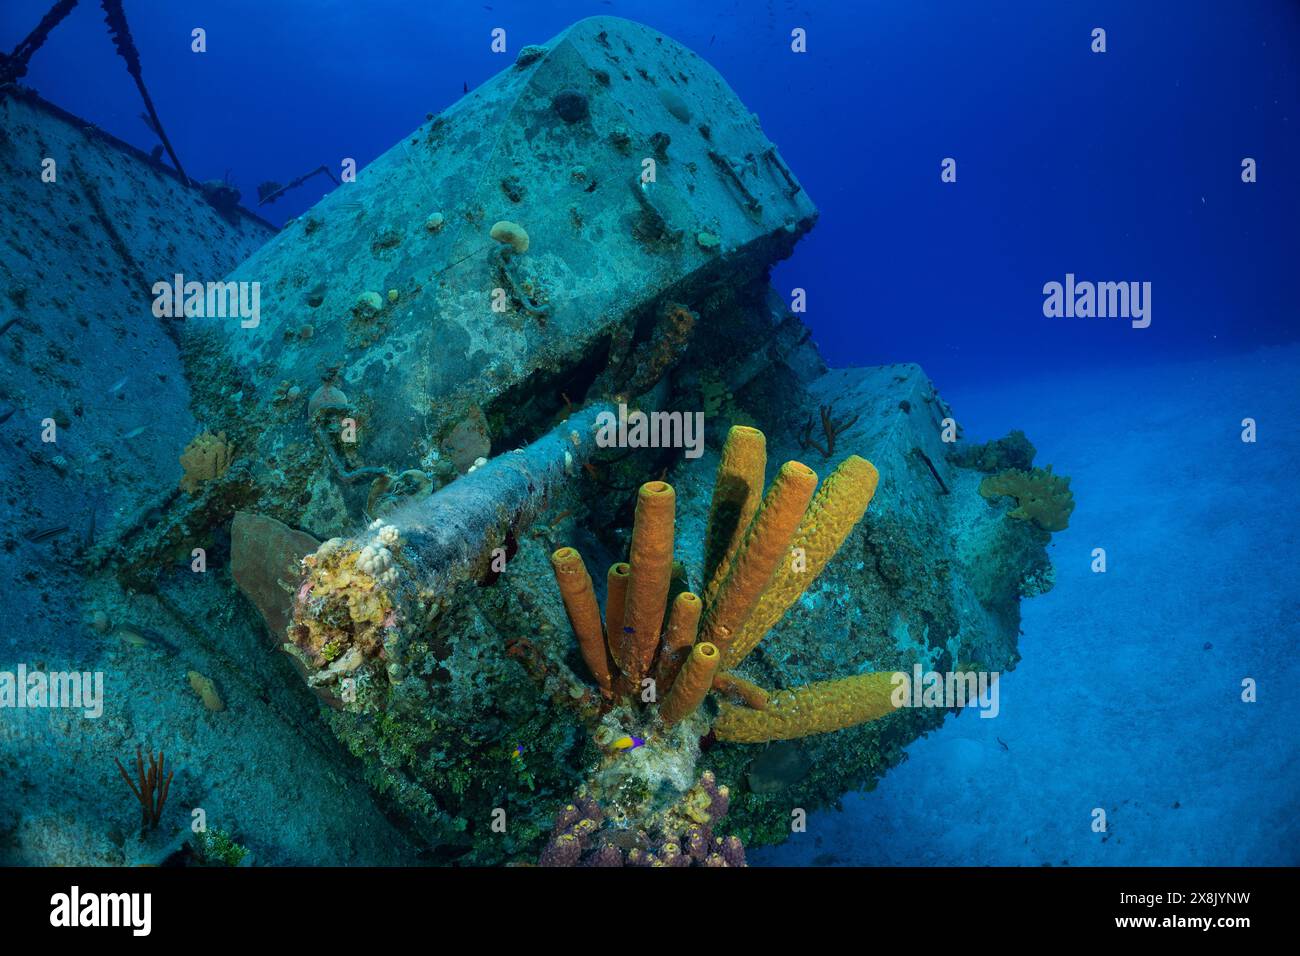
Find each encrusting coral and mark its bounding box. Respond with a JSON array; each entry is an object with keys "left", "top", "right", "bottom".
[
  {"left": 178, "top": 430, "right": 233, "bottom": 493},
  {"left": 951, "top": 429, "right": 1036, "bottom": 473},
  {"left": 548, "top": 424, "right": 898, "bottom": 744},
  {"left": 282, "top": 403, "right": 616, "bottom": 706},
  {"left": 285, "top": 521, "right": 405, "bottom": 698},
  {"left": 979, "top": 465, "right": 1075, "bottom": 532}
]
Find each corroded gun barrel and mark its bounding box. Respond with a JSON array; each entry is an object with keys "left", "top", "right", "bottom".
[{"left": 281, "top": 402, "right": 614, "bottom": 706}]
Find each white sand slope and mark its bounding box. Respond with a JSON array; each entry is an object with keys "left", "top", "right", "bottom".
[{"left": 754, "top": 344, "right": 1300, "bottom": 866}]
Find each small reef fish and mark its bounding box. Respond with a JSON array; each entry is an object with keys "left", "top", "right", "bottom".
[
  {"left": 123, "top": 426, "right": 147, "bottom": 440},
  {"left": 107, "top": 376, "right": 129, "bottom": 395},
  {"left": 612, "top": 735, "right": 645, "bottom": 752},
  {"left": 0, "top": 407, "right": 16, "bottom": 425},
  {"left": 511, "top": 744, "right": 524, "bottom": 760},
  {"left": 24, "top": 525, "right": 69, "bottom": 543},
  {"left": 112, "top": 624, "right": 179, "bottom": 655}
]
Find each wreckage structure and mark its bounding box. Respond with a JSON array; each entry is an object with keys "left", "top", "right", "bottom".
[{"left": 0, "top": 17, "right": 1069, "bottom": 865}]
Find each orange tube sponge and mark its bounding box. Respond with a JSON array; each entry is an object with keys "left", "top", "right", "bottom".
[
  {"left": 711, "top": 672, "right": 769, "bottom": 710},
  {"left": 606, "top": 562, "right": 633, "bottom": 697},
  {"left": 700, "top": 461, "right": 818, "bottom": 657},
  {"left": 605, "top": 562, "right": 630, "bottom": 638},
  {"left": 659, "top": 641, "right": 720, "bottom": 726},
  {"left": 620, "top": 481, "right": 676, "bottom": 683},
  {"left": 711, "top": 671, "right": 898, "bottom": 742},
  {"left": 653, "top": 591, "right": 702, "bottom": 694},
  {"left": 721, "top": 455, "right": 879, "bottom": 668},
  {"left": 702, "top": 426, "right": 767, "bottom": 608},
  {"left": 550, "top": 547, "right": 613, "bottom": 697}
]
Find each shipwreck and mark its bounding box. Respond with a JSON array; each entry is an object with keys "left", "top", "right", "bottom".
[{"left": 0, "top": 16, "right": 1070, "bottom": 865}]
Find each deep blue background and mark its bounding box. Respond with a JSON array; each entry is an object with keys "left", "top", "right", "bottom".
[{"left": 4, "top": 0, "right": 1297, "bottom": 387}]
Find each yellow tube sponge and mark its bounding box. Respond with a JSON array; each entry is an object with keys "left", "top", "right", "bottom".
[
  {"left": 659, "top": 641, "right": 720, "bottom": 726},
  {"left": 653, "top": 591, "right": 702, "bottom": 694},
  {"left": 711, "top": 671, "right": 898, "bottom": 742},
  {"left": 700, "top": 461, "right": 818, "bottom": 658},
  {"left": 711, "top": 672, "right": 769, "bottom": 710},
  {"left": 722, "top": 455, "right": 879, "bottom": 668},
  {"left": 701, "top": 425, "right": 767, "bottom": 608},
  {"left": 620, "top": 481, "right": 676, "bottom": 683},
  {"left": 550, "top": 547, "right": 613, "bottom": 697}
]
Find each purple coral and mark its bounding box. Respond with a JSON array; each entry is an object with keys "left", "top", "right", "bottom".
[
  {"left": 722, "top": 834, "right": 747, "bottom": 868},
  {"left": 539, "top": 832, "right": 583, "bottom": 867},
  {"left": 539, "top": 798, "right": 604, "bottom": 866},
  {"left": 536, "top": 773, "right": 747, "bottom": 867},
  {"left": 684, "top": 826, "right": 710, "bottom": 861},
  {"left": 588, "top": 844, "right": 624, "bottom": 867},
  {"left": 700, "top": 770, "right": 729, "bottom": 819}
]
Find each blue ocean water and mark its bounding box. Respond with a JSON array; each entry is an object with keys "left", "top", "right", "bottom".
[
  {"left": 8, "top": 0, "right": 1297, "bottom": 386},
  {"left": 3, "top": 1, "right": 1296, "bottom": 867},
  {"left": 754, "top": 345, "right": 1300, "bottom": 866}
]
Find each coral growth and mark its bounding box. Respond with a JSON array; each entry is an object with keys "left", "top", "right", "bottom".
[
  {"left": 354, "top": 290, "right": 384, "bottom": 316},
  {"left": 441, "top": 405, "right": 491, "bottom": 475},
  {"left": 538, "top": 771, "right": 745, "bottom": 866},
  {"left": 514, "top": 44, "right": 547, "bottom": 68},
  {"left": 548, "top": 425, "right": 896, "bottom": 745},
  {"left": 178, "top": 430, "right": 233, "bottom": 493},
  {"left": 951, "top": 429, "right": 1036, "bottom": 473},
  {"left": 365, "top": 469, "right": 433, "bottom": 518},
  {"left": 285, "top": 524, "right": 406, "bottom": 698},
  {"left": 307, "top": 383, "right": 348, "bottom": 419},
  {"left": 187, "top": 670, "right": 224, "bottom": 711},
  {"left": 798, "top": 401, "right": 860, "bottom": 459},
  {"left": 979, "top": 465, "right": 1075, "bottom": 532},
  {"left": 114, "top": 746, "right": 173, "bottom": 836},
  {"left": 489, "top": 219, "right": 529, "bottom": 254},
  {"left": 550, "top": 89, "right": 590, "bottom": 124},
  {"left": 191, "top": 828, "right": 248, "bottom": 867},
  {"left": 491, "top": 228, "right": 551, "bottom": 319},
  {"left": 623, "top": 301, "right": 697, "bottom": 395}
]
